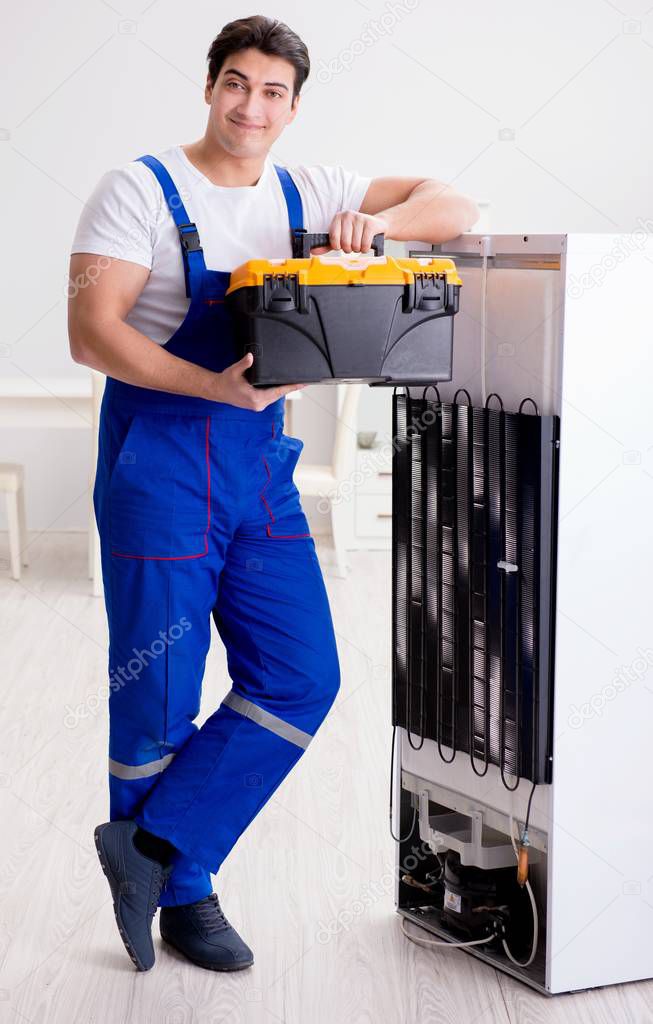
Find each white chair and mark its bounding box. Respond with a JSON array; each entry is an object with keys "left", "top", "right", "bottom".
[
  {"left": 294, "top": 383, "right": 362, "bottom": 578},
  {"left": 0, "top": 463, "right": 28, "bottom": 580}
]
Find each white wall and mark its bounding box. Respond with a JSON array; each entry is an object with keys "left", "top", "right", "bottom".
[{"left": 2, "top": 0, "right": 652, "bottom": 529}]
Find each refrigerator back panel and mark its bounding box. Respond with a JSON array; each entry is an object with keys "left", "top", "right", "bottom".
[{"left": 391, "top": 391, "right": 559, "bottom": 785}]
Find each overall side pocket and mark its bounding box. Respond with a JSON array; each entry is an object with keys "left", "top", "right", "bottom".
[{"left": 109, "top": 414, "right": 211, "bottom": 560}]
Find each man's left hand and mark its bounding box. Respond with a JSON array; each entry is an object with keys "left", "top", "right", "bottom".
[{"left": 312, "top": 211, "right": 389, "bottom": 255}]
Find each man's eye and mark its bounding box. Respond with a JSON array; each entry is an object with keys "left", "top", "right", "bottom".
[
  {"left": 226, "top": 81, "right": 243, "bottom": 90},
  {"left": 267, "top": 91, "right": 282, "bottom": 99}
]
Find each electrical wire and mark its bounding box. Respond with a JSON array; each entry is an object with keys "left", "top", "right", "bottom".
[
  {"left": 389, "top": 725, "right": 416, "bottom": 843},
  {"left": 400, "top": 916, "right": 494, "bottom": 949},
  {"left": 503, "top": 813, "right": 539, "bottom": 967},
  {"left": 524, "top": 780, "right": 537, "bottom": 835}
]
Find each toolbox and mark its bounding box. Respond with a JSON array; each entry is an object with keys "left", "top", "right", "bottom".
[{"left": 225, "top": 230, "right": 462, "bottom": 387}]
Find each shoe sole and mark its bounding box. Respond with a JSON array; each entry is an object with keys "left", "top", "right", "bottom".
[
  {"left": 160, "top": 931, "right": 254, "bottom": 972},
  {"left": 94, "top": 824, "right": 153, "bottom": 972}
]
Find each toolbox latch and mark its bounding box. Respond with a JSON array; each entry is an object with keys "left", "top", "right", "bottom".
[
  {"left": 262, "top": 273, "right": 307, "bottom": 314},
  {"left": 403, "top": 273, "right": 447, "bottom": 314}
]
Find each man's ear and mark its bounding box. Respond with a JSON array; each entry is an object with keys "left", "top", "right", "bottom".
[
  {"left": 204, "top": 73, "right": 214, "bottom": 105},
  {"left": 287, "top": 93, "right": 301, "bottom": 124}
]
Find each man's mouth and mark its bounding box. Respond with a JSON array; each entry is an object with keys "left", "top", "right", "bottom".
[{"left": 228, "top": 117, "right": 265, "bottom": 133}]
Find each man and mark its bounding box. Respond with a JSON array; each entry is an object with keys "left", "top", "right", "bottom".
[{"left": 68, "top": 14, "right": 479, "bottom": 974}]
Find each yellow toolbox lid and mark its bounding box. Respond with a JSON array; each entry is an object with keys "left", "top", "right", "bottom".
[{"left": 226, "top": 253, "right": 462, "bottom": 294}]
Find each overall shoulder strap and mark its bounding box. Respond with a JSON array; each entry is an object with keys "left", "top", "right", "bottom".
[
  {"left": 136, "top": 154, "right": 206, "bottom": 298},
  {"left": 274, "top": 165, "right": 304, "bottom": 236}
]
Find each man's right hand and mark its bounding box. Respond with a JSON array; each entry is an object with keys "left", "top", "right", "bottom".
[{"left": 210, "top": 352, "right": 307, "bottom": 410}]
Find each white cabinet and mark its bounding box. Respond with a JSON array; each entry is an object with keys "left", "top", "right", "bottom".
[
  {"left": 334, "top": 360, "right": 396, "bottom": 552},
  {"left": 352, "top": 444, "right": 392, "bottom": 547}
]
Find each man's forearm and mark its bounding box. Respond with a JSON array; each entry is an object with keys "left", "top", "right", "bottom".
[
  {"left": 70, "top": 314, "right": 220, "bottom": 400},
  {"left": 379, "top": 180, "right": 479, "bottom": 244}
]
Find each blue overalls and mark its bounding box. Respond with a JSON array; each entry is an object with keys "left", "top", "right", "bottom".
[{"left": 93, "top": 155, "right": 341, "bottom": 907}]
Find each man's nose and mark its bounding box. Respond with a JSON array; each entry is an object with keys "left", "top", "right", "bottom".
[{"left": 236, "top": 93, "right": 266, "bottom": 123}]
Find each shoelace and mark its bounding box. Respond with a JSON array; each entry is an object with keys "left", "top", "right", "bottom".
[
  {"left": 149, "top": 864, "right": 172, "bottom": 918},
  {"left": 192, "top": 892, "right": 230, "bottom": 934}
]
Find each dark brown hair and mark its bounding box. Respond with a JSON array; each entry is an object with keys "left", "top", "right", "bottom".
[{"left": 207, "top": 16, "right": 310, "bottom": 102}]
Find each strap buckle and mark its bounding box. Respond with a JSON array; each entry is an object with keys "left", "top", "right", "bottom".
[{"left": 178, "top": 222, "right": 202, "bottom": 252}]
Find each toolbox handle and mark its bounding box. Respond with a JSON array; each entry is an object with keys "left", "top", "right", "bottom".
[{"left": 291, "top": 229, "right": 385, "bottom": 259}]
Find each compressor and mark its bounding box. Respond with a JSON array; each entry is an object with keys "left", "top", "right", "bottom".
[{"left": 440, "top": 850, "right": 534, "bottom": 957}]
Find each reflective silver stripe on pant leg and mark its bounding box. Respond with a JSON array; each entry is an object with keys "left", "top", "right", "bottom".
[
  {"left": 108, "top": 752, "right": 176, "bottom": 779},
  {"left": 222, "top": 691, "right": 312, "bottom": 750}
]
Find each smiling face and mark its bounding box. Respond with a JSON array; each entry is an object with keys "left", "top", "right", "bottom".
[{"left": 205, "top": 47, "right": 300, "bottom": 159}]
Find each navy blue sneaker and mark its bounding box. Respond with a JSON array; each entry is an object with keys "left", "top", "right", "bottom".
[
  {"left": 94, "top": 820, "right": 173, "bottom": 971},
  {"left": 160, "top": 892, "right": 254, "bottom": 971}
]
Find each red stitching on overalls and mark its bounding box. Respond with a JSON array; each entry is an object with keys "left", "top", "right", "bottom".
[
  {"left": 204, "top": 299, "right": 224, "bottom": 305},
  {"left": 259, "top": 454, "right": 311, "bottom": 539},
  {"left": 111, "top": 416, "right": 211, "bottom": 559}
]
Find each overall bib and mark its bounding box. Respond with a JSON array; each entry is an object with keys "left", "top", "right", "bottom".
[{"left": 93, "top": 155, "right": 341, "bottom": 907}]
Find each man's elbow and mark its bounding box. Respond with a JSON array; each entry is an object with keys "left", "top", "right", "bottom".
[
  {"left": 68, "top": 316, "right": 102, "bottom": 369},
  {"left": 430, "top": 197, "right": 481, "bottom": 244},
  {"left": 429, "top": 190, "right": 481, "bottom": 243},
  {"left": 68, "top": 324, "right": 91, "bottom": 366}
]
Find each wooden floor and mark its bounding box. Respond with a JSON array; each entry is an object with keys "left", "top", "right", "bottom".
[{"left": 1, "top": 532, "right": 651, "bottom": 1024}]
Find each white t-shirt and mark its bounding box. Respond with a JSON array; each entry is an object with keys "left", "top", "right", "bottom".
[{"left": 70, "top": 144, "right": 372, "bottom": 345}]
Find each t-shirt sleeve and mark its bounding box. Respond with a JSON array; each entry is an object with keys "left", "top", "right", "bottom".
[
  {"left": 290, "top": 164, "right": 373, "bottom": 232},
  {"left": 70, "top": 163, "right": 160, "bottom": 269}
]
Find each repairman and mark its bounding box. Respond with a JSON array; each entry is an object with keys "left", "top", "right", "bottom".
[{"left": 67, "top": 14, "right": 479, "bottom": 973}]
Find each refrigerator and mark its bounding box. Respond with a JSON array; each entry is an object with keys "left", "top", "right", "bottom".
[{"left": 391, "top": 232, "right": 653, "bottom": 994}]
